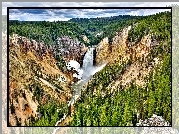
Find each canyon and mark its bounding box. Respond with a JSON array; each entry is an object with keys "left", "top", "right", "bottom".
[{"left": 8, "top": 11, "right": 171, "bottom": 127}]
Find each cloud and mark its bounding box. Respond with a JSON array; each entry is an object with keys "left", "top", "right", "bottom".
[
  {"left": 8, "top": 8, "right": 171, "bottom": 21},
  {"left": 9, "top": 12, "right": 47, "bottom": 21},
  {"left": 128, "top": 9, "right": 171, "bottom": 16},
  {"left": 3, "top": 2, "right": 175, "bottom": 21}
]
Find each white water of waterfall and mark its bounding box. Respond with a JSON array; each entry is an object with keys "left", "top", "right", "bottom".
[
  {"left": 81, "top": 47, "right": 107, "bottom": 81},
  {"left": 82, "top": 47, "right": 94, "bottom": 80}
]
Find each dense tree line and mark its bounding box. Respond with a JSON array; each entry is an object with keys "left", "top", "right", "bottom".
[
  {"left": 69, "top": 11, "right": 171, "bottom": 126},
  {"left": 69, "top": 52, "right": 171, "bottom": 126},
  {"left": 128, "top": 11, "right": 171, "bottom": 43},
  {"left": 26, "top": 84, "right": 69, "bottom": 126},
  {"left": 28, "top": 97, "right": 68, "bottom": 126},
  {"left": 9, "top": 20, "right": 87, "bottom": 46},
  {"left": 9, "top": 11, "right": 170, "bottom": 48},
  {"left": 69, "top": 15, "right": 142, "bottom": 45},
  {"left": 9, "top": 14, "right": 141, "bottom": 47}
]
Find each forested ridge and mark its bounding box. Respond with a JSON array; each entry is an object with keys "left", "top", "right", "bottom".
[
  {"left": 9, "top": 11, "right": 171, "bottom": 126},
  {"left": 9, "top": 14, "right": 141, "bottom": 46},
  {"left": 70, "top": 11, "right": 171, "bottom": 126},
  {"left": 69, "top": 15, "right": 142, "bottom": 45},
  {"left": 9, "top": 21, "right": 87, "bottom": 46}
]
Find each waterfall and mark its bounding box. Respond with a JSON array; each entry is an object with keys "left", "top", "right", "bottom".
[
  {"left": 67, "top": 47, "right": 107, "bottom": 106},
  {"left": 81, "top": 47, "right": 95, "bottom": 80},
  {"left": 66, "top": 47, "right": 106, "bottom": 81},
  {"left": 82, "top": 47, "right": 94, "bottom": 69},
  {"left": 81, "top": 47, "right": 106, "bottom": 81},
  {"left": 55, "top": 46, "right": 106, "bottom": 127}
]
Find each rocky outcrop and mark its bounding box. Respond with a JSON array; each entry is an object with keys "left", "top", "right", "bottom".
[
  {"left": 94, "top": 37, "right": 110, "bottom": 65},
  {"left": 9, "top": 34, "right": 88, "bottom": 67},
  {"left": 82, "top": 35, "right": 90, "bottom": 43},
  {"left": 136, "top": 114, "right": 171, "bottom": 126},
  {"left": 94, "top": 26, "right": 158, "bottom": 66},
  {"left": 56, "top": 36, "right": 88, "bottom": 66}
]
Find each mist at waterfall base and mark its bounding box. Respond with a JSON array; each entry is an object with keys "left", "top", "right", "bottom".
[
  {"left": 81, "top": 63, "right": 106, "bottom": 82},
  {"left": 66, "top": 47, "right": 106, "bottom": 83}
]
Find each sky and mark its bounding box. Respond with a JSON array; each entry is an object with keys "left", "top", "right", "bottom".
[{"left": 2, "top": 2, "right": 176, "bottom": 21}]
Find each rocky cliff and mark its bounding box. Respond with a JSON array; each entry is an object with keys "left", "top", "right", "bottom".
[
  {"left": 56, "top": 36, "right": 88, "bottom": 66},
  {"left": 9, "top": 34, "right": 74, "bottom": 126},
  {"left": 95, "top": 26, "right": 131, "bottom": 66},
  {"left": 95, "top": 26, "right": 161, "bottom": 89}
]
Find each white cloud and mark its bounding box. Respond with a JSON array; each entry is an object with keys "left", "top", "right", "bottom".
[
  {"left": 128, "top": 9, "right": 171, "bottom": 16},
  {"left": 3, "top": 2, "right": 177, "bottom": 15},
  {"left": 8, "top": 9, "right": 72, "bottom": 21},
  {"left": 8, "top": 9, "right": 171, "bottom": 22},
  {"left": 46, "top": 10, "right": 55, "bottom": 17},
  {"left": 9, "top": 12, "right": 48, "bottom": 21},
  {"left": 46, "top": 17, "right": 70, "bottom": 22},
  {"left": 3, "top": 2, "right": 176, "bottom": 21}
]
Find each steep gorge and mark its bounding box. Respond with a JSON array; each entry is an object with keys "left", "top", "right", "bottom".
[
  {"left": 8, "top": 11, "right": 171, "bottom": 127},
  {"left": 9, "top": 33, "right": 103, "bottom": 126}
]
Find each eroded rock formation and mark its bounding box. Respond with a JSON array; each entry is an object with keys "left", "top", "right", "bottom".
[
  {"left": 9, "top": 35, "right": 73, "bottom": 126},
  {"left": 56, "top": 36, "right": 88, "bottom": 66},
  {"left": 94, "top": 26, "right": 161, "bottom": 89}
]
